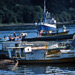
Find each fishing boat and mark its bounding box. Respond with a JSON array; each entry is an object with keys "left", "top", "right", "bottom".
[
  {"left": 38, "top": 0, "right": 69, "bottom": 36},
  {"left": 0, "top": 31, "right": 74, "bottom": 42},
  {"left": 6, "top": 39, "right": 75, "bottom": 64}
]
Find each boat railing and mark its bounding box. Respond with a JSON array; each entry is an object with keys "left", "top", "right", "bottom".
[{"left": 46, "top": 53, "right": 61, "bottom": 58}]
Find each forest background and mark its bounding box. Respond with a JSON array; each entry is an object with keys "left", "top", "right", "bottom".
[{"left": 0, "top": 0, "right": 75, "bottom": 23}]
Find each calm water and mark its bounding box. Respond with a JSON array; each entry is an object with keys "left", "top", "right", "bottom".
[
  {"left": 0, "top": 24, "right": 75, "bottom": 38},
  {"left": 0, "top": 64, "right": 75, "bottom": 75},
  {"left": 0, "top": 24, "right": 75, "bottom": 75}
]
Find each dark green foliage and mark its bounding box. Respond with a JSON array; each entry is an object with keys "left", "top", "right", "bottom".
[
  {"left": 0, "top": 0, "right": 43, "bottom": 23},
  {"left": 31, "top": 0, "right": 75, "bottom": 22},
  {"left": 0, "top": 0, "right": 75, "bottom": 23}
]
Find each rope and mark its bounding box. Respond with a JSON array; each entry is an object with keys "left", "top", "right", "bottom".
[{"left": 12, "top": 60, "right": 19, "bottom": 71}]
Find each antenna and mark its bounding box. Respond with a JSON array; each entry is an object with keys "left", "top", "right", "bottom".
[
  {"left": 44, "top": 0, "right": 46, "bottom": 13},
  {"left": 44, "top": 0, "right": 46, "bottom": 22}
]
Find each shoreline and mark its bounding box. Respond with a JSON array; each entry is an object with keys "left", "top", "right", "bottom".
[
  {"left": 0, "top": 22, "right": 75, "bottom": 31},
  {"left": 0, "top": 59, "right": 15, "bottom": 65},
  {"left": 0, "top": 21, "right": 75, "bottom": 26}
]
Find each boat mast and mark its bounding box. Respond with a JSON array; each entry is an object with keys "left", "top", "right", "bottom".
[{"left": 44, "top": 0, "right": 46, "bottom": 22}]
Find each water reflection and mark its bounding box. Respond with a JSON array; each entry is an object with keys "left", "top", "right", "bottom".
[
  {"left": 0, "top": 24, "right": 75, "bottom": 38},
  {"left": 11, "top": 64, "right": 75, "bottom": 75},
  {"left": 0, "top": 62, "right": 75, "bottom": 75},
  {"left": 0, "top": 70, "right": 15, "bottom": 75}
]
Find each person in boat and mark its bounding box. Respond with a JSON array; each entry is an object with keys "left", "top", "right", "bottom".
[
  {"left": 21, "top": 33, "right": 27, "bottom": 39},
  {"left": 50, "top": 18, "right": 56, "bottom": 24},
  {"left": 14, "top": 35, "right": 19, "bottom": 41},
  {"left": 9, "top": 35, "right": 15, "bottom": 41},
  {"left": 4, "top": 35, "right": 6, "bottom": 40},
  {"left": 13, "top": 32, "right": 16, "bottom": 37},
  {"left": 4, "top": 35, "right": 10, "bottom": 41},
  {"left": 3, "top": 35, "right": 8, "bottom": 41},
  {"left": 63, "top": 25, "right": 66, "bottom": 32},
  {"left": 18, "top": 36, "right": 22, "bottom": 41},
  {"left": 39, "top": 30, "right": 44, "bottom": 37},
  {"left": 9, "top": 35, "right": 12, "bottom": 41}
]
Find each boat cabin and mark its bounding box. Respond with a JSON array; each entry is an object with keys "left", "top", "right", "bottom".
[{"left": 7, "top": 46, "right": 46, "bottom": 60}]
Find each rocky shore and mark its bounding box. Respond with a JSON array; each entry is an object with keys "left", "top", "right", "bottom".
[{"left": 0, "top": 54, "right": 16, "bottom": 65}]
